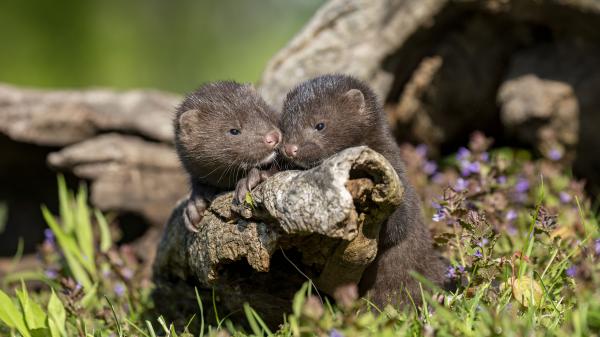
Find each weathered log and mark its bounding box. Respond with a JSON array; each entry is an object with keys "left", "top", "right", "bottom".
[
  {"left": 0, "top": 84, "right": 186, "bottom": 262},
  {"left": 153, "top": 146, "right": 403, "bottom": 325}
]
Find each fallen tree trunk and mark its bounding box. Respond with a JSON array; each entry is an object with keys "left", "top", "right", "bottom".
[{"left": 152, "top": 146, "right": 403, "bottom": 326}]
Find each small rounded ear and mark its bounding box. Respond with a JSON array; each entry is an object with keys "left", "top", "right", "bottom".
[
  {"left": 343, "top": 89, "right": 366, "bottom": 114},
  {"left": 178, "top": 109, "right": 200, "bottom": 137}
]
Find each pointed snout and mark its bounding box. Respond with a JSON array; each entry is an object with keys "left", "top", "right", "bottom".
[
  {"left": 263, "top": 130, "right": 282, "bottom": 149},
  {"left": 284, "top": 144, "right": 299, "bottom": 158}
]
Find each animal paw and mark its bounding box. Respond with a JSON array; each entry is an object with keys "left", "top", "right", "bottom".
[{"left": 183, "top": 194, "right": 208, "bottom": 232}]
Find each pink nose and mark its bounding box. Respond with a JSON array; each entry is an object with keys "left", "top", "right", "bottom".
[
  {"left": 264, "top": 130, "right": 281, "bottom": 148},
  {"left": 284, "top": 144, "right": 298, "bottom": 158}
]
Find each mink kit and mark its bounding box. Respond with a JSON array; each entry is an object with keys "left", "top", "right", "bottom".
[
  {"left": 174, "top": 81, "right": 281, "bottom": 232},
  {"left": 279, "top": 74, "right": 447, "bottom": 307}
]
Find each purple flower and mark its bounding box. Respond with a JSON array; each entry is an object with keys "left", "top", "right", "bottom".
[
  {"left": 478, "top": 238, "right": 489, "bottom": 247},
  {"left": 481, "top": 152, "right": 490, "bottom": 162},
  {"left": 114, "top": 283, "right": 126, "bottom": 297},
  {"left": 507, "top": 225, "right": 517, "bottom": 236},
  {"left": 424, "top": 161, "right": 438, "bottom": 175},
  {"left": 474, "top": 249, "right": 483, "bottom": 258},
  {"left": 566, "top": 266, "right": 577, "bottom": 278},
  {"left": 456, "top": 147, "right": 470, "bottom": 161},
  {"left": 506, "top": 209, "right": 517, "bottom": 222},
  {"left": 432, "top": 210, "right": 445, "bottom": 222},
  {"left": 548, "top": 148, "right": 562, "bottom": 161},
  {"left": 415, "top": 144, "right": 428, "bottom": 158},
  {"left": 497, "top": 175, "right": 507, "bottom": 185},
  {"left": 74, "top": 283, "right": 83, "bottom": 292},
  {"left": 457, "top": 265, "right": 465, "bottom": 273},
  {"left": 445, "top": 266, "right": 456, "bottom": 278},
  {"left": 515, "top": 178, "right": 530, "bottom": 194},
  {"left": 460, "top": 161, "right": 481, "bottom": 176},
  {"left": 122, "top": 268, "right": 134, "bottom": 280},
  {"left": 45, "top": 269, "right": 58, "bottom": 279},
  {"left": 44, "top": 229, "right": 55, "bottom": 245},
  {"left": 454, "top": 178, "right": 468, "bottom": 192},
  {"left": 329, "top": 329, "right": 344, "bottom": 337},
  {"left": 559, "top": 192, "right": 572, "bottom": 203},
  {"left": 594, "top": 239, "right": 600, "bottom": 256}
]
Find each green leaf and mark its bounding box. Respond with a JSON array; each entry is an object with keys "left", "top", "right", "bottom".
[
  {"left": 47, "top": 289, "right": 67, "bottom": 337},
  {"left": 16, "top": 281, "right": 47, "bottom": 330},
  {"left": 57, "top": 175, "right": 74, "bottom": 233},
  {"left": 42, "top": 206, "right": 92, "bottom": 289},
  {"left": 95, "top": 210, "right": 112, "bottom": 253},
  {"left": 75, "top": 184, "right": 96, "bottom": 276},
  {"left": 245, "top": 192, "right": 255, "bottom": 209},
  {"left": 0, "top": 289, "right": 32, "bottom": 337}
]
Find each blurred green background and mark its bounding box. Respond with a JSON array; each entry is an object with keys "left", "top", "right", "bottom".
[{"left": 0, "top": 0, "right": 324, "bottom": 94}]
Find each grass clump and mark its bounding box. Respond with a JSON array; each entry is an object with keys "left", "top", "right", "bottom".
[{"left": 0, "top": 132, "right": 599, "bottom": 336}]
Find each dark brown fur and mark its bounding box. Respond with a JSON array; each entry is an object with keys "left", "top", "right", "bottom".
[
  {"left": 174, "top": 81, "right": 281, "bottom": 231},
  {"left": 280, "top": 74, "right": 447, "bottom": 307}
]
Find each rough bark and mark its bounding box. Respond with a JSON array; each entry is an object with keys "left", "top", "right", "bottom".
[{"left": 153, "top": 146, "right": 403, "bottom": 326}]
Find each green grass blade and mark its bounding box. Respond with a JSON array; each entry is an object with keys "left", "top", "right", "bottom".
[
  {"left": 244, "top": 303, "right": 263, "bottom": 337},
  {"left": 95, "top": 210, "right": 112, "bottom": 253},
  {"left": 42, "top": 206, "right": 92, "bottom": 289},
  {"left": 145, "top": 321, "right": 158, "bottom": 337},
  {"left": 75, "top": 184, "right": 96, "bottom": 276},
  {"left": 195, "top": 288, "right": 205, "bottom": 337},
  {"left": 104, "top": 296, "right": 123, "bottom": 337},
  {"left": 57, "top": 175, "right": 74, "bottom": 233}
]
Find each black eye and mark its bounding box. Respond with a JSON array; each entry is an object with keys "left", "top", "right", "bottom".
[
  {"left": 229, "top": 129, "right": 241, "bottom": 135},
  {"left": 315, "top": 123, "right": 325, "bottom": 131}
]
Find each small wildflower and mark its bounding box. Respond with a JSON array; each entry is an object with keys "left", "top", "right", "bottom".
[
  {"left": 74, "top": 283, "right": 83, "bottom": 292},
  {"left": 515, "top": 178, "right": 530, "bottom": 194},
  {"left": 114, "top": 283, "right": 126, "bottom": 297},
  {"left": 415, "top": 144, "right": 428, "bottom": 158},
  {"left": 460, "top": 161, "right": 481, "bottom": 176},
  {"left": 506, "top": 209, "right": 517, "bottom": 222},
  {"left": 497, "top": 175, "right": 507, "bottom": 185},
  {"left": 457, "top": 265, "right": 465, "bottom": 273},
  {"left": 445, "top": 266, "right": 456, "bottom": 279},
  {"left": 474, "top": 249, "right": 483, "bottom": 258},
  {"left": 45, "top": 269, "right": 58, "bottom": 279},
  {"left": 481, "top": 152, "right": 490, "bottom": 162},
  {"left": 454, "top": 178, "right": 468, "bottom": 192},
  {"left": 457, "top": 147, "right": 470, "bottom": 161},
  {"left": 559, "top": 191, "right": 572, "bottom": 203},
  {"left": 507, "top": 225, "right": 517, "bottom": 236},
  {"left": 122, "top": 267, "right": 134, "bottom": 280},
  {"left": 548, "top": 148, "right": 562, "bottom": 161},
  {"left": 432, "top": 210, "right": 445, "bottom": 222},
  {"left": 594, "top": 239, "right": 600, "bottom": 256},
  {"left": 44, "top": 229, "right": 55, "bottom": 245},
  {"left": 478, "top": 238, "right": 489, "bottom": 247},
  {"left": 424, "top": 160, "right": 438, "bottom": 175},
  {"left": 329, "top": 329, "right": 344, "bottom": 337},
  {"left": 566, "top": 266, "right": 577, "bottom": 278}
]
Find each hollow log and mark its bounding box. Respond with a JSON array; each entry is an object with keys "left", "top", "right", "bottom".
[
  {"left": 152, "top": 146, "right": 403, "bottom": 326},
  {"left": 258, "top": 0, "right": 600, "bottom": 191}
]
